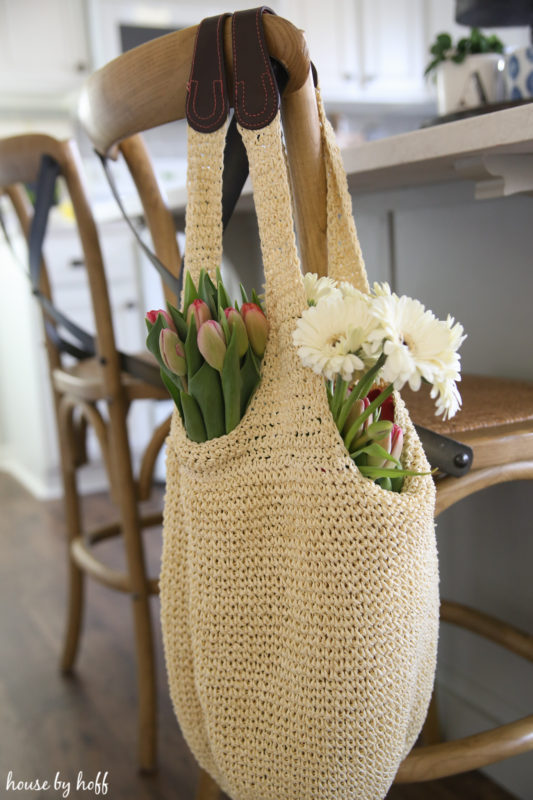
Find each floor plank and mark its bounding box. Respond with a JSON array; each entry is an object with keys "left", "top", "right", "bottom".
[{"left": 0, "top": 471, "right": 517, "bottom": 799}]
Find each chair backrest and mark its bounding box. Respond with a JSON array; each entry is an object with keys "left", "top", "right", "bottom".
[
  {"left": 78, "top": 14, "right": 328, "bottom": 279},
  {"left": 0, "top": 134, "right": 119, "bottom": 382},
  {"left": 0, "top": 133, "right": 133, "bottom": 397}
]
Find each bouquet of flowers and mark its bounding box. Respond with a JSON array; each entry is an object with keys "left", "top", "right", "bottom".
[
  {"left": 293, "top": 274, "right": 466, "bottom": 492},
  {"left": 145, "top": 268, "right": 268, "bottom": 442}
]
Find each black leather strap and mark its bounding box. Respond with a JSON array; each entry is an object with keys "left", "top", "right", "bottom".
[
  {"left": 29, "top": 155, "right": 96, "bottom": 357},
  {"left": 29, "top": 154, "right": 162, "bottom": 385}
]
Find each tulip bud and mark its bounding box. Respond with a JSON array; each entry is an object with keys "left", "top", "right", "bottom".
[
  {"left": 363, "top": 397, "right": 374, "bottom": 433},
  {"left": 197, "top": 320, "right": 226, "bottom": 371},
  {"left": 342, "top": 397, "right": 366, "bottom": 437},
  {"left": 385, "top": 423, "right": 404, "bottom": 468},
  {"left": 146, "top": 308, "right": 176, "bottom": 331},
  {"left": 367, "top": 430, "right": 392, "bottom": 468},
  {"left": 241, "top": 302, "right": 268, "bottom": 357},
  {"left": 224, "top": 308, "right": 249, "bottom": 358},
  {"left": 159, "top": 328, "right": 187, "bottom": 376},
  {"left": 187, "top": 298, "right": 211, "bottom": 330}
]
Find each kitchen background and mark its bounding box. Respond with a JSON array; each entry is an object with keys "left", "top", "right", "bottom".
[{"left": 0, "top": 1, "right": 532, "bottom": 798}]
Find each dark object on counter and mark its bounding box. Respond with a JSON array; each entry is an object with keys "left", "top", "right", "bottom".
[
  {"left": 415, "top": 425, "right": 473, "bottom": 477},
  {"left": 421, "top": 97, "right": 533, "bottom": 127},
  {"left": 456, "top": 0, "right": 533, "bottom": 30}
]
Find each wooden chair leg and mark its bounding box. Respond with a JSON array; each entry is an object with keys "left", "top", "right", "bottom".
[
  {"left": 57, "top": 403, "right": 86, "bottom": 673},
  {"left": 109, "top": 405, "right": 158, "bottom": 772},
  {"left": 195, "top": 769, "right": 221, "bottom": 800},
  {"left": 131, "top": 590, "right": 157, "bottom": 772},
  {"left": 60, "top": 557, "right": 85, "bottom": 673}
]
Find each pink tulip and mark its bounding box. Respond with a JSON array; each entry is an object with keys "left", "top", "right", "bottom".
[
  {"left": 241, "top": 302, "right": 268, "bottom": 357},
  {"left": 224, "top": 307, "right": 249, "bottom": 357},
  {"left": 197, "top": 320, "right": 226, "bottom": 371},
  {"left": 187, "top": 298, "right": 211, "bottom": 330},
  {"left": 146, "top": 308, "right": 175, "bottom": 331},
  {"left": 385, "top": 424, "right": 404, "bottom": 468},
  {"left": 159, "top": 328, "right": 186, "bottom": 376}
]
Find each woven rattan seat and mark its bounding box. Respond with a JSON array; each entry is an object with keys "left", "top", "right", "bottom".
[
  {"left": 52, "top": 353, "right": 168, "bottom": 402},
  {"left": 404, "top": 374, "right": 533, "bottom": 472}
]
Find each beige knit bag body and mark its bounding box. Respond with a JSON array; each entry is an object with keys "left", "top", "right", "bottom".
[{"left": 161, "top": 89, "right": 438, "bottom": 800}]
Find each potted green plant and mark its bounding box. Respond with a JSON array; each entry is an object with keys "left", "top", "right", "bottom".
[{"left": 425, "top": 28, "right": 506, "bottom": 115}]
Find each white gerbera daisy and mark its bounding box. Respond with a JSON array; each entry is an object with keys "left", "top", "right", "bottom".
[
  {"left": 430, "top": 374, "right": 463, "bottom": 420},
  {"left": 372, "top": 293, "right": 465, "bottom": 393},
  {"left": 293, "top": 294, "right": 379, "bottom": 382},
  {"left": 371, "top": 281, "right": 395, "bottom": 297},
  {"left": 338, "top": 281, "right": 366, "bottom": 299},
  {"left": 303, "top": 273, "right": 341, "bottom": 306}
]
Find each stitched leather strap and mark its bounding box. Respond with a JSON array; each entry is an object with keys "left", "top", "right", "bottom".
[
  {"left": 232, "top": 7, "right": 280, "bottom": 130},
  {"left": 186, "top": 13, "right": 230, "bottom": 133}
]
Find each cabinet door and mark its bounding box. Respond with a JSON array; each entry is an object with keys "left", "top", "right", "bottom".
[
  {"left": 361, "top": 0, "right": 428, "bottom": 101},
  {"left": 0, "top": 0, "right": 90, "bottom": 99},
  {"left": 281, "top": 0, "right": 361, "bottom": 99}
]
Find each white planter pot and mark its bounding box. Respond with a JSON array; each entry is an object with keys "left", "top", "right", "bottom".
[{"left": 436, "top": 53, "right": 506, "bottom": 115}]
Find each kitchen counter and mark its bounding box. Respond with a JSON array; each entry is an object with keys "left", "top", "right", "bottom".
[{"left": 88, "top": 103, "right": 533, "bottom": 225}]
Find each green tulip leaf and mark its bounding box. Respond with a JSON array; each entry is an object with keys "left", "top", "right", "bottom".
[
  {"left": 198, "top": 269, "right": 218, "bottom": 317},
  {"left": 218, "top": 300, "right": 231, "bottom": 343},
  {"left": 251, "top": 288, "right": 265, "bottom": 312},
  {"left": 376, "top": 476, "right": 393, "bottom": 492},
  {"left": 185, "top": 315, "right": 203, "bottom": 379},
  {"left": 217, "top": 278, "right": 231, "bottom": 311},
  {"left": 189, "top": 362, "right": 225, "bottom": 439},
  {"left": 240, "top": 346, "right": 261, "bottom": 416},
  {"left": 390, "top": 475, "right": 404, "bottom": 493},
  {"left": 145, "top": 314, "right": 166, "bottom": 370},
  {"left": 160, "top": 369, "right": 183, "bottom": 419},
  {"left": 351, "top": 442, "right": 401, "bottom": 467},
  {"left": 239, "top": 283, "right": 249, "bottom": 304},
  {"left": 358, "top": 465, "right": 431, "bottom": 479},
  {"left": 180, "top": 390, "right": 207, "bottom": 443},
  {"left": 183, "top": 271, "right": 199, "bottom": 315},
  {"left": 167, "top": 303, "right": 188, "bottom": 341},
  {"left": 222, "top": 326, "right": 241, "bottom": 434}
]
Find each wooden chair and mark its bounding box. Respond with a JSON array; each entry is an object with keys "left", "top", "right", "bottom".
[
  {"left": 77, "top": 12, "right": 533, "bottom": 794},
  {"left": 0, "top": 133, "right": 178, "bottom": 772}
]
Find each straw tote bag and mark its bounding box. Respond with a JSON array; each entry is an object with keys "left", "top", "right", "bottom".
[{"left": 161, "top": 14, "right": 438, "bottom": 800}]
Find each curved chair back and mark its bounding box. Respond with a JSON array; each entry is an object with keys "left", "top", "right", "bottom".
[{"left": 79, "top": 15, "right": 327, "bottom": 279}]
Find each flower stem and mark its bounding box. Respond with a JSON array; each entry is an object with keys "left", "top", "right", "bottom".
[
  {"left": 344, "top": 382, "right": 394, "bottom": 452},
  {"left": 331, "top": 377, "right": 348, "bottom": 420},
  {"left": 336, "top": 354, "right": 386, "bottom": 433}
]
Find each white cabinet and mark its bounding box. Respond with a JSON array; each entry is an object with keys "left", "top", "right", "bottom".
[
  {"left": 280, "top": 0, "right": 360, "bottom": 99},
  {"left": 360, "top": 0, "right": 427, "bottom": 101},
  {"left": 0, "top": 0, "right": 90, "bottom": 106},
  {"left": 279, "top": 0, "right": 531, "bottom": 105},
  {"left": 280, "top": 0, "right": 432, "bottom": 104}
]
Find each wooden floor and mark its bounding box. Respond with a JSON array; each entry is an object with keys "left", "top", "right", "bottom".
[{"left": 0, "top": 470, "right": 517, "bottom": 800}]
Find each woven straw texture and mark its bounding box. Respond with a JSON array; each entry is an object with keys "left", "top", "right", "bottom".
[{"left": 160, "top": 91, "right": 438, "bottom": 800}]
